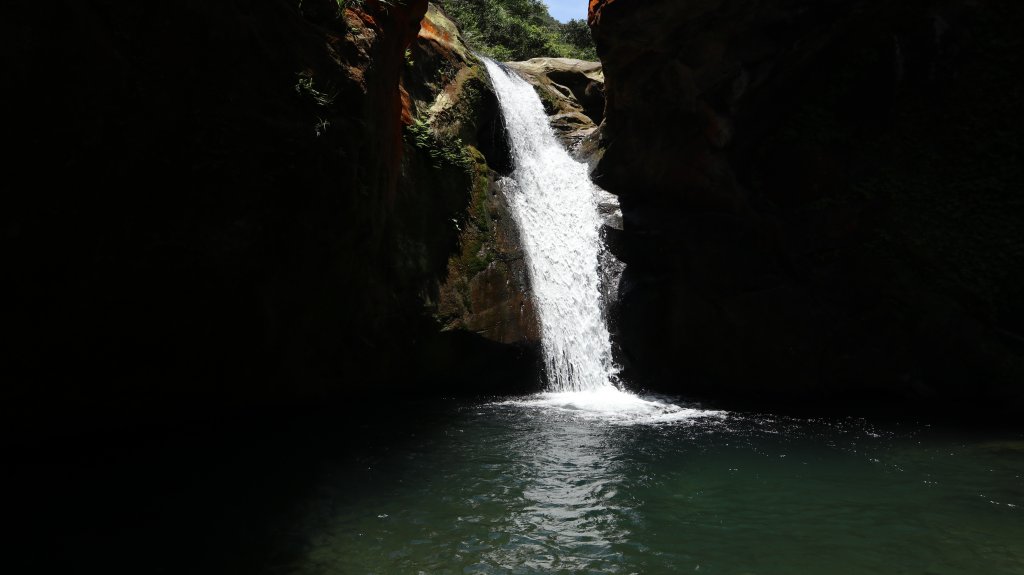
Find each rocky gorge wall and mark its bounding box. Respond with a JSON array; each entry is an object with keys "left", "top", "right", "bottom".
[
  {"left": 589, "top": 0, "right": 1024, "bottom": 412},
  {"left": 9, "top": 0, "right": 1013, "bottom": 433},
  {"left": 0, "top": 0, "right": 546, "bottom": 433},
  {"left": 398, "top": 4, "right": 546, "bottom": 388},
  {"left": 402, "top": 8, "right": 616, "bottom": 389}
]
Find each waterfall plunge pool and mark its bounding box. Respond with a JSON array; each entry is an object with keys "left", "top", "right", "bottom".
[
  {"left": 15, "top": 59, "right": 1021, "bottom": 575},
  {"left": 14, "top": 395, "right": 1023, "bottom": 574},
  {"left": 264, "top": 397, "right": 1023, "bottom": 575}
]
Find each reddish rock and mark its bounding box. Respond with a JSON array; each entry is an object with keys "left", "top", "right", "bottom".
[{"left": 403, "top": 5, "right": 542, "bottom": 347}]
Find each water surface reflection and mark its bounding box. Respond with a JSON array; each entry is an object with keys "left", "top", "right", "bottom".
[
  {"left": 475, "top": 410, "right": 634, "bottom": 572},
  {"left": 274, "top": 401, "right": 1023, "bottom": 575}
]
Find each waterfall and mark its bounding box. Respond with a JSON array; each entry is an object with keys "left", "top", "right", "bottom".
[{"left": 482, "top": 58, "right": 617, "bottom": 393}]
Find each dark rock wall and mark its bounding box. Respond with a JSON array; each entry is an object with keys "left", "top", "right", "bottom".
[
  {"left": 589, "top": 0, "right": 1024, "bottom": 410},
  {"left": 403, "top": 6, "right": 542, "bottom": 347},
  {"left": 1, "top": 0, "right": 541, "bottom": 432}
]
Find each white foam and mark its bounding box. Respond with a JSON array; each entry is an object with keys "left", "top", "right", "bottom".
[
  {"left": 483, "top": 58, "right": 617, "bottom": 392},
  {"left": 482, "top": 59, "right": 715, "bottom": 417},
  {"left": 502, "top": 388, "right": 727, "bottom": 425}
]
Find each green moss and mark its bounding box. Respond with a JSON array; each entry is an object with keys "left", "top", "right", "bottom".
[
  {"left": 334, "top": 0, "right": 404, "bottom": 12},
  {"left": 535, "top": 85, "right": 565, "bottom": 116},
  {"left": 294, "top": 71, "right": 336, "bottom": 107},
  {"left": 404, "top": 118, "right": 473, "bottom": 171},
  {"left": 456, "top": 147, "right": 496, "bottom": 277},
  {"left": 432, "top": 68, "right": 488, "bottom": 143}
]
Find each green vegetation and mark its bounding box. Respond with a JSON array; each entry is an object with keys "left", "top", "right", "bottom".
[
  {"left": 438, "top": 0, "right": 597, "bottom": 61},
  {"left": 294, "top": 0, "right": 409, "bottom": 19},
  {"left": 345, "top": 0, "right": 408, "bottom": 11},
  {"left": 336, "top": 0, "right": 359, "bottom": 13},
  {"left": 405, "top": 118, "right": 473, "bottom": 170},
  {"left": 437, "top": 146, "right": 500, "bottom": 326},
  {"left": 461, "top": 150, "right": 497, "bottom": 276},
  {"left": 294, "top": 71, "right": 336, "bottom": 107}
]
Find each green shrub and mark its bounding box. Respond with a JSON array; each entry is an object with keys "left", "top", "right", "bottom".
[
  {"left": 438, "top": 0, "right": 597, "bottom": 61},
  {"left": 406, "top": 119, "right": 473, "bottom": 170}
]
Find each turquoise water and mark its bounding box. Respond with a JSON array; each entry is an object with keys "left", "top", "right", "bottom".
[{"left": 268, "top": 398, "right": 1024, "bottom": 575}]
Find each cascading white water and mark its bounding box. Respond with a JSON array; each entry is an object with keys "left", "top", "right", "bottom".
[
  {"left": 482, "top": 58, "right": 616, "bottom": 392},
  {"left": 482, "top": 58, "right": 724, "bottom": 422}
]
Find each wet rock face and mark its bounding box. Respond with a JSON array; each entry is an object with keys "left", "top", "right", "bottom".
[
  {"left": 506, "top": 58, "right": 605, "bottom": 151},
  {"left": 404, "top": 6, "right": 540, "bottom": 346},
  {"left": 469, "top": 56, "right": 627, "bottom": 359},
  {"left": 590, "top": 0, "right": 1024, "bottom": 410}
]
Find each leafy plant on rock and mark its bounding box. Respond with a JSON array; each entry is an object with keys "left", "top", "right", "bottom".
[
  {"left": 406, "top": 119, "right": 473, "bottom": 170},
  {"left": 438, "top": 0, "right": 597, "bottom": 61}
]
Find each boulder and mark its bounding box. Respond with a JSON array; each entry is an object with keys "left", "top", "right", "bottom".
[{"left": 506, "top": 58, "right": 606, "bottom": 151}]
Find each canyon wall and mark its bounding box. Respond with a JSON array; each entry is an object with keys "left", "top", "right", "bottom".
[
  {"left": 1, "top": 0, "right": 538, "bottom": 433},
  {"left": 589, "top": 0, "right": 1024, "bottom": 411}
]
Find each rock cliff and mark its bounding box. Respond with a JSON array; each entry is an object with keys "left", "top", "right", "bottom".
[
  {"left": 398, "top": 4, "right": 546, "bottom": 389},
  {"left": 404, "top": 5, "right": 541, "bottom": 347},
  {"left": 506, "top": 58, "right": 605, "bottom": 149},
  {"left": 1, "top": 0, "right": 539, "bottom": 433},
  {"left": 589, "top": 0, "right": 1024, "bottom": 412}
]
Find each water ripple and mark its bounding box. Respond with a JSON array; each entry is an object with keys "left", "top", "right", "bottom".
[{"left": 272, "top": 401, "right": 1024, "bottom": 575}]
